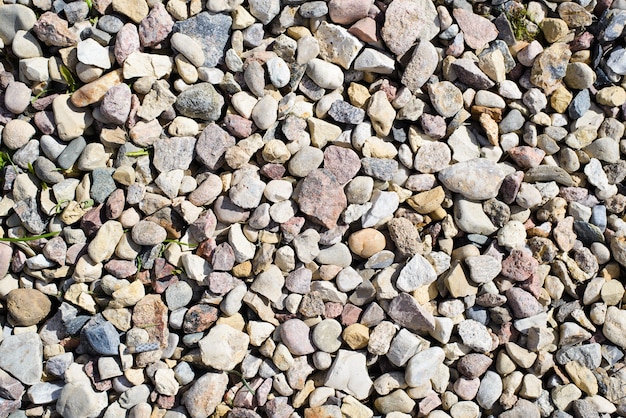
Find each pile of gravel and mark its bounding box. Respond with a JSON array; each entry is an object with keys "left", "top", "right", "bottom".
[{"left": 0, "top": 0, "right": 625, "bottom": 417}]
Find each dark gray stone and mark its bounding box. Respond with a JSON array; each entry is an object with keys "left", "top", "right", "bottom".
[
  {"left": 172, "top": 12, "right": 232, "bottom": 68},
  {"left": 91, "top": 168, "right": 116, "bottom": 204},
  {"left": 175, "top": 83, "right": 224, "bottom": 121}
]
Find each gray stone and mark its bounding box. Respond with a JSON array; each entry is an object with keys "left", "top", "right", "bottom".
[
  {"left": 0, "top": 333, "right": 42, "bottom": 385},
  {"left": 173, "top": 13, "right": 231, "bottom": 67},
  {"left": 175, "top": 83, "right": 224, "bottom": 121}
]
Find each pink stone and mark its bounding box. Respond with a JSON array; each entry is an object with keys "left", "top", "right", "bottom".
[
  {"left": 138, "top": 3, "right": 174, "bottom": 48},
  {"left": 453, "top": 377, "right": 480, "bottom": 400},
  {"left": 33, "top": 12, "right": 78, "bottom": 47},
  {"left": 297, "top": 169, "right": 347, "bottom": 229},
  {"left": 341, "top": 304, "right": 362, "bottom": 326},
  {"left": 506, "top": 287, "right": 543, "bottom": 319},
  {"left": 323, "top": 145, "right": 361, "bottom": 185},
  {"left": 349, "top": 17, "right": 378, "bottom": 43},
  {"left": 501, "top": 250, "right": 539, "bottom": 282},
  {"left": 508, "top": 146, "right": 546, "bottom": 169},
  {"left": 453, "top": 8, "right": 498, "bottom": 51},
  {"left": 280, "top": 319, "right": 315, "bottom": 355},
  {"left": 329, "top": 0, "right": 370, "bottom": 25},
  {"left": 114, "top": 23, "right": 141, "bottom": 65}
]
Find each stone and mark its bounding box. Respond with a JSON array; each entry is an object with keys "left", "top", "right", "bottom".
[
  {"left": 56, "top": 380, "right": 107, "bottom": 418},
  {"left": 405, "top": 347, "right": 445, "bottom": 387},
  {"left": 401, "top": 40, "right": 438, "bottom": 92},
  {"left": 6, "top": 288, "right": 51, "bottom": 326},
  {"left": 297, "top": 169, "right": 347, "bottom": 229},
  {"left": 325, "top": 350, "right": 373, "bottom": 400},
  {"left": 0, "top": 333, "right": 42, "bottom": 385},
  {"left": 428, "top": 81, "right": 463, "bottom": 118},
  {"left": 199, "top": 325, "right": 249, "bottom": 370},
  {"left": 438, "top": 158, "right": 506, "bottom": 200},
  {"left": 0, "top": 4, "right": 37, "bottom": 45},
  {"left": 280, "top": 319, "right": 315, "bottom": 355},
  {"left": 315, "top": 22, "right": 363, "bottom": 69},
  {"left": 453, "top": 8, "right": 498, "bottom": 50},
  {"left": 396, "top": 253, "right": 437, "bottom": 292},
  {"left": 381, "top": 0, "right": 439, "bottom": 56},
  {"left": 387, "top": 293, "right": 435, "bottom": 332},
  {"left": 348, "top": 229, "right": 386, "bottom": 258},
  {"left": 603, "top": 306, "right": 626, "bottom": 349},
  {"left": 175, "top": 83, "right": 224, "bottom": 121},
  {"left": 182, "top": 372, "right": 228, "bottom": 418}
]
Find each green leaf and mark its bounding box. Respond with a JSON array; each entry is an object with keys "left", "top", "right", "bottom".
[
  {"left": 59, "top": 65, "right": 78, "bottom": 93},
  {"left": 84, "top": 0, "right": 93, "bottom": 10},
  {"left": 125, "top": 149, "right": 150, "bottom": 157},
  {"left": 0, "top": 231, "right": 60, "bottom": 243}
]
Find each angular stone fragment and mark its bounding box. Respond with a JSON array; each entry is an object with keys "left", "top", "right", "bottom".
[
  {"left": 183, "top": 372, "right": 228, "bottom": 418},
  {"left": 297, "top": 169, "right": 347, "bottom": 229},
  {"left": 381, "top": 0, "right": 439, "bottom": 56},
  {"left": 401, "top": 40, "right": 438, "bottom": 93},
  {"left": 172, "top": 12, "right": 231, "bottom": 67},
  {"left": 199, "top": 325, "right": 249, "bottom": 370},
  {"left": 453, "top": 8, "right": 498, "bottom": 50},
  {"left": 396, "top": 253, "right": 437, "bottom": 292},
  {"left": 324, "top": 350, "right": 373, "bottom": 400},
  {"left": 387, "top": 293, "right": 435, "bottom": 332},
  {"left": 0, "top": 333, "right": 42, "bottom": 385},
  {"left": 438, "top": 158, "right": 506, "bottom": 200}
]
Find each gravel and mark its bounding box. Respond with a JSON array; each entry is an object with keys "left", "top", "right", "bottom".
[{"left": 0, "top": 0, "right": 626, "bottom": 417}]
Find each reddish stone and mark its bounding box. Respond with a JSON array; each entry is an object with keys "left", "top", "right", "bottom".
[
  {"left": 280, "top": 217, "right": 305, "bottom": 243},
  {"left": 340, "top": 304, "right": 362, "bottom": 326},
  {"left": 104, "top": 259, "right": 138, "bottom": 278},
  {"left": 105, "top": 189, "right": 125, "bottom": 220},
  {"left": 499, "top": 171, "right": 524, "bottom": 204},
  {"left": 324, "top": 302, "right": 343, "bottom": 319},
  {"left": 196, "top": 238, "right": 217, "bottom": 261},
  {"left": 452, "top": 8, "right": 498, "bottom": 50},
  {"left": 223, "top": 114, "right": 255, "bottom": 138},
  {"left": 211, "top": 242, "right": 235, "bottom": 271},
  {"left": 297, "top": 169, "right": 347, "bottom": 229},
  {"left": 34, "top": 110, "right": 55, "bottom": 135},
  {"left": 33, "top": 12, "right": 78, "bottom": 47},
  {"left": 195, "top": 123, "right": 236, "bottom": 170},
  {"left": 285, "top": 267, "right": 312, "bottom": 294},
  {"left": 157, "top": 394, "right": 176, "bottom": 409},
  {"left": 323, "top": 145, "right": 361, "bottom": 185},
  {"left": 207, "top": 271, "right": 235, "bottom": 295},
  {"left": 65, "top": 243, "right": 87, "bottom": 265},
  {"left": 379, "top": 79, "right": 398, "bottom": 102},
  {"left": 183, "top": 304, "right": 218, "bottom": 333},
  {"left": 80, "top": 204, "right": 104, "bottom": 238},
  {"left": 114, "top": 23, "right": 141, "bottom": 65},
  {"left": 456, "top": 353, "right": 493, "bottom": 379},
  {"left": 421, "top": 113, "right": 446, "bottom": 139},
  {"left": 387, "top": 293, "right": 436, "bottom": 332},
  {"left": 508, "top": 146, "right": 546, "bottom": 169},
  {"left": 349, "top": 17, "right": 378, "bottom": 43},
  {"left": 329, "top": 0, "right": 370, "bottom": 24},
  {"left": 506, "top": 287, "right": 543, "bottom": 319},
  {"left": 138, "top": 3, "right": 174, "bottom": 47},
  {"left": 132, "top": 295, "right": 169, "bottom": 348},
  {"left": 84, "top": 359, "right": 112, "bottom": 392},
  {"left": 189, "top": 210, "right": 217, "bottom": 242},
  {"left": 260, "top": 163, "right": 286, "bottom": 180},
  {"left": 31, "top": 93, "right": 59, "bottom": 111},
  {"left": 151, "top": 258, "right": 178, "bottom": 293},
  {"left": 501, "top": 250, "right": 539, "bottom": 282}
]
